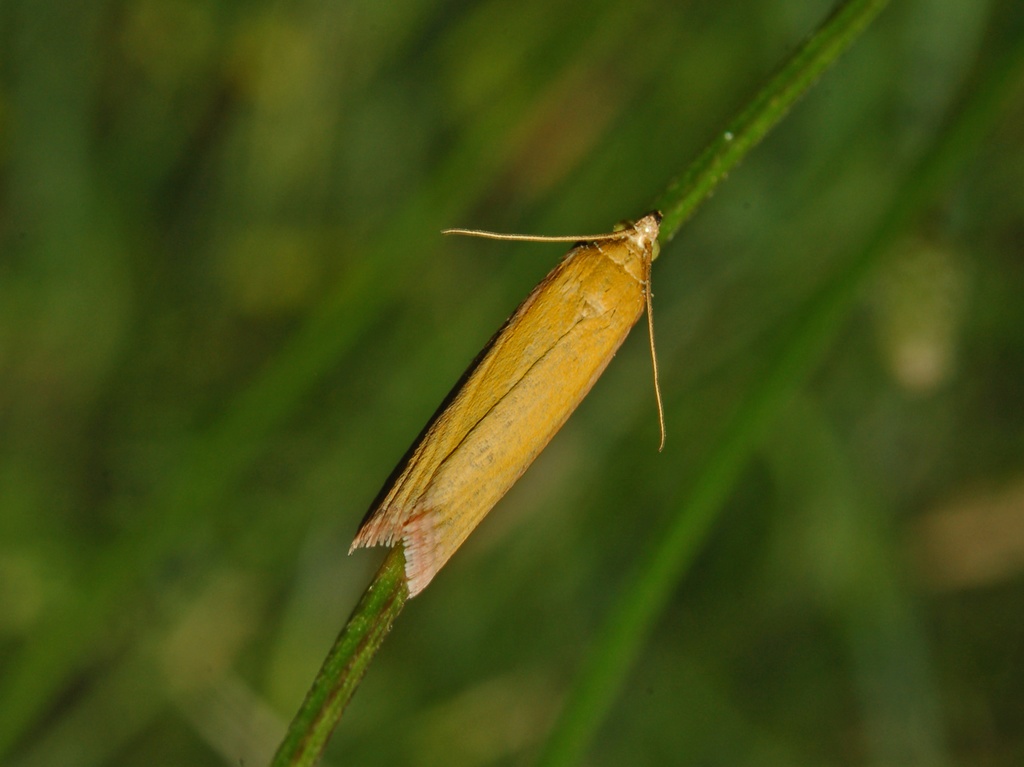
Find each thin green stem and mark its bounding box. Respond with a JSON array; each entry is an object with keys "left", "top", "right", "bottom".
[
  {"left": 652, "top": 0, "right": 890, "bottom": 245},
  {"left": 535, "top": 12, "right": 1024, "bottom": 767},
  {"left": 270, "top": 546, "right": 409, "bottom": 767},
  {"left": 269, "top": 2, "right": 897, "bottom": 764}
]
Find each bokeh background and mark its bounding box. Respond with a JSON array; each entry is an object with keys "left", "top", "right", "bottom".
[{"left": 2, "top": 0, "right": 1024, "bottom": 765}]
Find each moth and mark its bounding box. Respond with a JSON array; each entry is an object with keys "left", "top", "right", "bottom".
[{"left": 351, "top": 212, "right": 664, "bottom": 596}]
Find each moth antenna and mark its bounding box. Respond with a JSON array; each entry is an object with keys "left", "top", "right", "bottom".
[
  {"left": 442, "top": 228, "right": 630, "bottom": 243},
  {"left": 645, "top": 256, "right": 666, "bottom": 451}
]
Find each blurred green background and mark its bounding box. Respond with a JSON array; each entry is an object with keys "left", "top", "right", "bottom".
[{"left": 2, "top": 0, "right": 1024, "bottom": 765}]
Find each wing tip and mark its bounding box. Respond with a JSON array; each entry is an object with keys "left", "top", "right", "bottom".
[
  {"left": 401, "top": 516, "right": 444, "bottom": 597},
  {"left": 349, "top": 514, "right": 444, "bottom": 598},
  {"left": 348, "top": 520, "right": 394, "bottom": 553}
]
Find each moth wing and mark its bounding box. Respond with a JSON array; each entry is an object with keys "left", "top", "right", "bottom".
[{"left": 350, "top": 255, "right": 575, "bottom": 550}]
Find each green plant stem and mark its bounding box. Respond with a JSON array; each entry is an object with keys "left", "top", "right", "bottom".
[
  {"left": 268, "top": 2, "right": 896, "bottom": 764},
  {"left": 535, "top": 13, "right": 1024, "bottom": 767},
  {"left": 270, "top": 546, "right": 409, "bottom": 767},
  {"left": 653, "top": 0, "right": 890, "bottom": 244}
]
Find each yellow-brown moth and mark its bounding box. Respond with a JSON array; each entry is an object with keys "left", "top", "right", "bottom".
[{"left": 350, "top": 212, "right": 664, "bottom": 596}]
